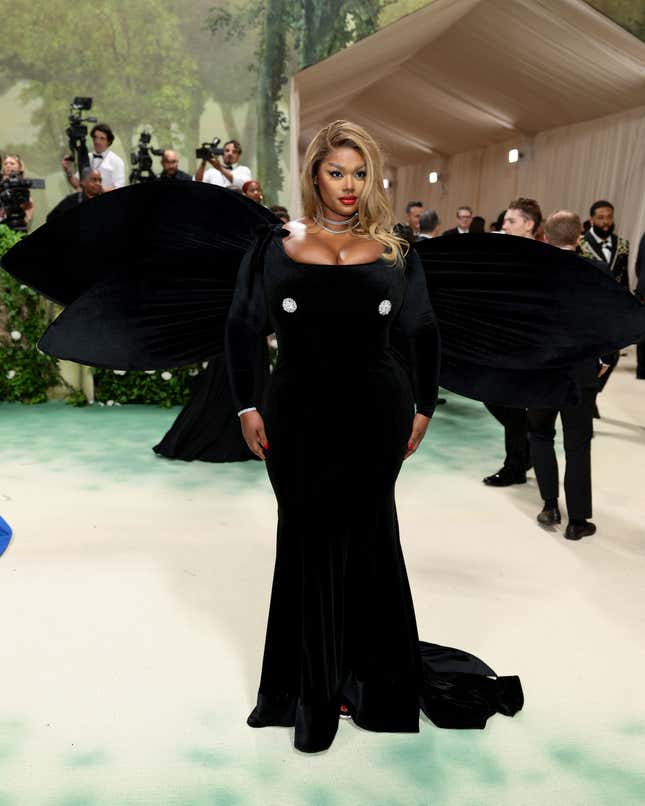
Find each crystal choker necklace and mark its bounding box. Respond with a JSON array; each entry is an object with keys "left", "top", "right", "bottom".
[{"left": 314, "top": 212, "right": 359, "bottom": 234}]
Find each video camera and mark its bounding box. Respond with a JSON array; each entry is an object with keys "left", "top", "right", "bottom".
[
  {"left": 0, "top": 173, "right": 46, "bottom": 232},
  {"left": 65, "top": 96, "right": 97, "bottom": 174},
  {"left": 129, "top": 131, "right": 164, "bottom": 184},
  {"left": 195, "top": 137, "right": 225, "bottom": 161}
]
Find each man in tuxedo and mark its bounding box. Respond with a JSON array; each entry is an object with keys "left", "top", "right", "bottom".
[
  {"left": 528, "top": 210, "right": 607, "bottom": 540},
  {"left": 578, "top": 200, "right": 629, "bottom": 286},
  {"left": 483, "top": 197, "right": 542, "bottom": 487},
  {"left": 577, "top": 200, "right": 630, "bottom": 401},
  {"left": 443, "top": 206, "right": 473, "bottom": 236},
  {"left": 62, "top": 123, "right": 125, "bottom": 192}
]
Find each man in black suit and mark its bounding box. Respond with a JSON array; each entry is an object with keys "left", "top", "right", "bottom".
[
  {"left": 528, "top": 210, "right": 608, "bottom": 540},
  {"left": 443, "top": 205, "right": 472, "bottom": 236},
  {"left": 636, "top": 232, "right": 645, "bottom": 379},
  {"left": 394, "top": 200, "right": 425, "bottom": 245},
  {"left": 483, "top": 197, "right": 542, "bottom": 487},
  {"left": 577, "top": 200, "right": 630, "bottom": 400},
  {"left": 159, "top": 149, "right": 192, "bottom": 182},
  {"left": 47, "top": 168, "right": 103, "bottom": 221}
]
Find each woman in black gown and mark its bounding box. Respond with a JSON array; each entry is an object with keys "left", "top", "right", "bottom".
[{"left": 226, "top": 120, "right": 523, "bottom": 753}]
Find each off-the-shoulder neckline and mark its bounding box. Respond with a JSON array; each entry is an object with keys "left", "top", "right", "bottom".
[{"left": 273, "top": 232, "right": 388, "bottom": 268}]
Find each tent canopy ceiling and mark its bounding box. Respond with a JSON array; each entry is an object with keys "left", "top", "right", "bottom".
[{"left": 295, "top": 0, "right": 645, "bottom": 165}]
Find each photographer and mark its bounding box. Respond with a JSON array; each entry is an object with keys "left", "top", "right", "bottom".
[
  {"left": 47, "top": 167, "right": 102, "bottom": 222},
  {"left": 194, "top": 139, "right": 251, "bottom": 189},
  {"left": 159, "top": 150, "right": 191, "bottom": 182},
  {"left": 62, "top": 123, "right": 125, "bottom": 192},
  {"left": 0, "top": 154, "right": 34, "bottom": 226}
]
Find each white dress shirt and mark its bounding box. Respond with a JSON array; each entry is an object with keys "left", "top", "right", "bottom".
[
  {"left": 589, "top": 229, "right": 613, "bottom": 263},
  {"left": 86, "top": 149, "right": 126, "bottom": 189},
  {"left": 200, "top": 162, "right": 252, "bottom": 189}
]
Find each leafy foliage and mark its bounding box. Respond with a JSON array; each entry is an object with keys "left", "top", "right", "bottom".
[
  {"left": 0, "top": 0, "right": 201, "bottom": 173},
  {"left": 0, "top": 225, "right": 60, "bottom": 403},
  {"left": 207, "top": 0, "right": 393, "bottom": 202},
  {"left": 93, "top": 364, "right": 207, "bottom": 408}
]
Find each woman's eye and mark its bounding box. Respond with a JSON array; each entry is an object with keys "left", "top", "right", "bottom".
[{"left": 329, "top": 171, "right": 343, "bottom": 178}]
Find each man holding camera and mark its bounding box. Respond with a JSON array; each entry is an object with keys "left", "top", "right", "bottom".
[
  {"left": 62, "top": 123, "right": 125, "bottom": 192},
  {"left": 194, "top": 139, "right": 251, "bottom": 189},
  {"left": 159, "top": 150, "right": 191, "bottom": 182}
]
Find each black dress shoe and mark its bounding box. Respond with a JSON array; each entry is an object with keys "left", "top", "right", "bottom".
[
  {"left": 537, "top": 505, "right": 561, "bottom": 525},
  {"left": 564, "top": 521, "right": 596, "bottom": 540},
  {"left": 483, "top": 467, "right": 527, "bottom": 487},
  {"left": 436, "top": 398, "right": 447, "bottom": 405}
]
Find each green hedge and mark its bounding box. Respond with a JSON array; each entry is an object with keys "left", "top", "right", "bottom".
[
  {"left": 0, "top": 225, "right": 61, "bottom": 403},
  {"left": 93, "top": 364, "right": 206, "bottom": 407}
]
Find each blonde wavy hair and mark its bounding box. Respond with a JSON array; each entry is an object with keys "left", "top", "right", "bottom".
[{"left": 301, "top": 120, "right": 407, "bottom": 267}]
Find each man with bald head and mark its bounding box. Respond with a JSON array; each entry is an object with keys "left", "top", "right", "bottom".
[
  {"left": 526, "top": 210, "right": 606, "bottom": 540},
  {"left": 159, "top": 150, "right": 191, "bottom": 182}
]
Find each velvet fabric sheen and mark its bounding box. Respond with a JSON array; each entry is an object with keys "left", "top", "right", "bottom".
[{"left": 226, "top": 234, "right": 523, "bottom": 752}]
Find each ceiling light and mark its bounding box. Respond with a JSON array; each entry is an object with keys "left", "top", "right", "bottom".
[
  {"left": 428, "top": 171, "right": 439, "bottom": 184},
  {"left": 508, "top": 148, "right": 520, "bottom": 164}
]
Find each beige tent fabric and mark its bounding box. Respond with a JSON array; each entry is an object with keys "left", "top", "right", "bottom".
[
  {"left": 524, "top": 105, "right": 645, "bottom": 284},
  {"left": 290, "top": 0, "right": 645, "bottom": 275},
  {"left": 395, "top": 105, "right": 645, "bottom": 284}
]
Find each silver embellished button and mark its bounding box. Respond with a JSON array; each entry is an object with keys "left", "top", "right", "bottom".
[
  {"left": 378, "top": 299, "right": 392, "bottom": 315},
  {"left": 282, "top": 297, "right": 297, "bottom": 313}
]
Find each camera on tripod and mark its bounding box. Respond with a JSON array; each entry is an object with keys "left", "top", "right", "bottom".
[
  {"left": 195, "top": 137, "right": 225, "bottom": 161},
  {"left": 65, "top": 96, "right": 97, "bottom": 174},
  {"left": 129, "top": 131, "right": 164, "bottom": 184},
  {"left": 0, "top": 173, "right": 45, "bottom": 233}
]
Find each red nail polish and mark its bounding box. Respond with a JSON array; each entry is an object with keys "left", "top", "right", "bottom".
[
  {"left": 263, "top": 441, "right": 269, "bottom": 450},
  {"left": 407, "top": 442, "right": 413, "bottom": 450}
]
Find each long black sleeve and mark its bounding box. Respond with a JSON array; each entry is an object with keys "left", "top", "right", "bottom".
[
  {"left": 397, "top": 250, "right": 441, "bottom": 417},
  {"left": 225, "top": 239, "right": 269, "bottom": 412}
]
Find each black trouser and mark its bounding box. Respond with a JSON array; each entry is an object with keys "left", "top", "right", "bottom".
[
  {"left": 485, "top": 404, "right": 529, "bottom": 475},
  {"left": 637, "top": 340, "right": 645, "bottom": 378},
  {"left": 527, "top": 390, "right": 595, "bottom": 521}
]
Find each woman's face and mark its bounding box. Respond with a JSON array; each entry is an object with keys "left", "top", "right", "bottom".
[
  {"left": 315, "top": 146, "right": 366, "bottom": 219},
  {"left": 3, "top": 156, "right": 21, "bottom": 177},
  {"left": 244, "top": 181, "right": 263, "bottom": 202}
]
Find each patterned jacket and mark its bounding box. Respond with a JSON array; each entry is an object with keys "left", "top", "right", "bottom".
[{"left": 578, "top": 230, "right": 630, "bottom": 287}]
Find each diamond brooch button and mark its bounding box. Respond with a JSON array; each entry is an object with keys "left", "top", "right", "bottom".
[
  {"left": 282, "top": 297, "right": 297, "bottom": 313},
  {"left": 378, "top": 299, "right": 392, "bottom": 315}
]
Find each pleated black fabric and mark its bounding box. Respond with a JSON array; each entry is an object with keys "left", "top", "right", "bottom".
[
  {"left": 3, "top": 185, "right": 643, "bottom": 396},
  {"left": 417, "top": 234, "right": 645, "bottom": 407},
  {"left": 227, "top": 237, "right": 523, "bottom": 753}
]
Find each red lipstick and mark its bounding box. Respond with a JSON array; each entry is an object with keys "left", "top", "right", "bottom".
[{"left": 339, "top": 196, "right": 357, "bottom": 205}]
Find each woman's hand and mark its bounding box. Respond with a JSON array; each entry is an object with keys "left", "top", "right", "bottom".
[
  {"left": 404, "top": 413, "right": 430, "bottom": 460},
  {"left": 240, "top": 410, "right": 269, "bottom": 460}
]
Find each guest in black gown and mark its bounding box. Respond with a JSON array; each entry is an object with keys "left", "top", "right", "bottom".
[
  {"left": 226, "top": 120, "right": 523, "bottom": 753},
  {"left": 7, "top": 142, "right": 643, "bottom": 756}
]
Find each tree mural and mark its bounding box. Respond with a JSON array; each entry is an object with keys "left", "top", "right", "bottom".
[
  {"left": 208, "top": 0, "right": 393, "bottom": 202},
  {"left": 0, "top": 0, "right": 199, "bottom": 173}
]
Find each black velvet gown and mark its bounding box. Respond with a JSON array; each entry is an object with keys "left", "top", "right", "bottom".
[{"left": 226, "top": 234, "right": 523, "bottom": 753}]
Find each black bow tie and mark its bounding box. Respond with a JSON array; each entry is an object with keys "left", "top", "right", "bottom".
[{"left": 92, "top": 153, "right": 104, "bottom": 160}]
